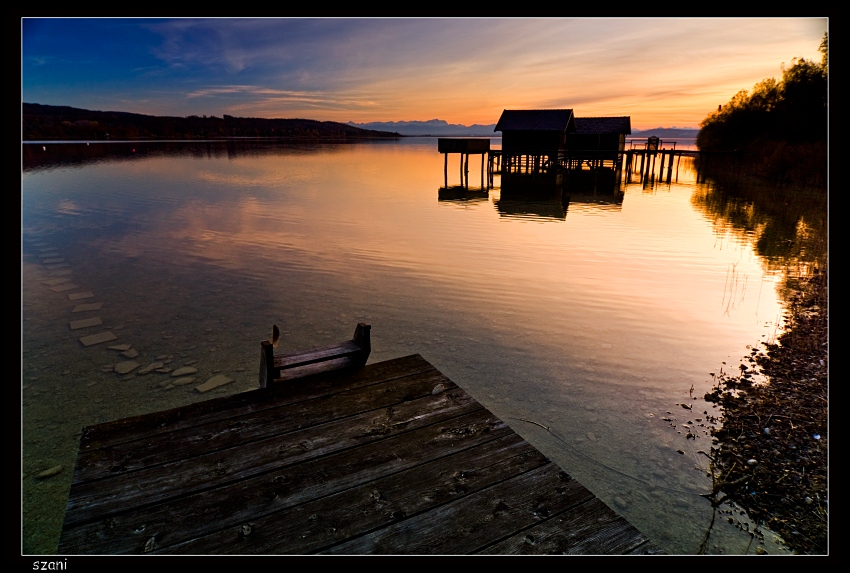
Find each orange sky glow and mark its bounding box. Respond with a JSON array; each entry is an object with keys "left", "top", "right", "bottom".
[{"left": 23, "top": 18, "right": 828, "bottom": 130}]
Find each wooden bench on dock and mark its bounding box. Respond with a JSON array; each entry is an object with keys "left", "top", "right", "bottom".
[
  {"left": 259, "top": 323, "right": 371, "bottom": 388},
  {"left": 58, "top": 330, "right": 663, "bottom": 554}
]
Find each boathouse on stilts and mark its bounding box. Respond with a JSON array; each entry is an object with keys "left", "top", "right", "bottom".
[
  {"left": 494, "top": 109, "right": 576, "bottom": 174},
  {"left": 567, "top": 116, "right": 631, "bottom": 170}
]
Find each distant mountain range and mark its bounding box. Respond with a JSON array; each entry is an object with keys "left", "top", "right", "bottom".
[
  {"left": 347, "top": 119, "right": 497, "bottom": 137},
  {"left": 349, "top": 119, "right": 699, "bottom": 138},
  {"left": 23, "top": 104, "right": 699, "bottom": 141}
]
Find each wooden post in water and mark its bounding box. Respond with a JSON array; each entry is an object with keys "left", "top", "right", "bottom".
[
  {"left": 667, "top": 151, "right": 673, "bottom": 185},
  {"left": 352, "top": 323, "right": 371, "bottom": 367},
  {"left": 259, "top": 340, "right": 275, "bottom": 389},
  {"left": 480, "top": 153, "right": 485, "bottom": 188}
]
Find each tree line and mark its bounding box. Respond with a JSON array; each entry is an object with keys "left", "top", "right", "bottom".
[
  {"left": 22, "top": 103, "right": 401, "bottom": 141},
  {"left": 696, "top": 33, "right": 827, "bottom": 187}
]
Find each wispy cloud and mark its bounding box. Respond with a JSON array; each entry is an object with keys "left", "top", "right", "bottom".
[{"left": 22, "top": 17, "right": 828, "bottom": 128}]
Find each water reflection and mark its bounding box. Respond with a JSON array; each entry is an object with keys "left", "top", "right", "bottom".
[
  {"left": 492, "top": 170, "right": 624, "bottom": 221},
  {"left": 496, "top": 173, "right": 569, "bottom": 221},
  {"left": 437, "top": 185, "right": 489, "bottom": 204},
  {"left": 22, "top": 139, "right": 803, "bottom": 555},
  {"left": 22, "top": 139, "right": 405, "bottom": 172},
  {"left": 690, "top": 174, "right": 826, "bottom": 276}
]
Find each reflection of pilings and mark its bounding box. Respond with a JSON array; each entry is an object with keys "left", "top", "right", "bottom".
[
  {"left": 438, "top": 185, "right": 489, "bottom": 203},
  {"left": 443, "top": 151, "right": 489, "bottom": 189}
]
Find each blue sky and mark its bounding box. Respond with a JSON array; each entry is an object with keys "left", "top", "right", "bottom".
[{"left": 22, "top": 18, "right": 828, "bottom": 130}]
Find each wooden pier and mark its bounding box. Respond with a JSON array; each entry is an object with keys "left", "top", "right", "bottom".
[
  {"left": 438, "top": 138, "right": 490, "bottom": 189},
  {"left": 58, "top": 335, "right": 662, "bottom": 554}
]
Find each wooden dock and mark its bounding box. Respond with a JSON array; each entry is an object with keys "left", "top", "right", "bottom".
[
  {"left": 438, "top": 138, "right": 491, "bottom": 189},
  {"left": 58, "top": 353, "right": 663, "bottom": 555}
]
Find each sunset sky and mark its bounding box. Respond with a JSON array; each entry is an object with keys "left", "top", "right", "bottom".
[{"left": 21, "top": 18, "right": 827, "bottom": 131}]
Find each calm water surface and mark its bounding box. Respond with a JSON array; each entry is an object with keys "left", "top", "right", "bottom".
[{"left": 22, "top": 139, "right": 794, "bottom": 554}]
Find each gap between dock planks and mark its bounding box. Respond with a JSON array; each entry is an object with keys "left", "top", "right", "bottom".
[{"left": 59, "top": 354, "right": 662, "bottom": 555}]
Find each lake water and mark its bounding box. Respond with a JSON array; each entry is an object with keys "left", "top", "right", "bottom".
[{"left": 22, "top": 138, "right": 797, "bottom": 555}]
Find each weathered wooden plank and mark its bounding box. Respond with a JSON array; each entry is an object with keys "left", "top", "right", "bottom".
[
  {"left": 77, "top": 354, "right": 435, "bottom": 453},
  {"left": 320, "top": 463, "right": 595, "bottom": 554},
  {"left": 276, "top": 355, "right": 358, "bottom": 381},
  {"left": 63, "top": 377, "right": 470, "bottom": 526},
  {"left": 478, "top": 497, "right": 652, "bottom": 555},
  {"left": 626, "top": 541, "right": 666, "bottom": 554},
  {"left": 71, "top": 367, "right": 455, "bottom": 485},
  {"left": 60, "top": 352, "right": 662, "bottom": 555},
  {"left": 274, "top": 340, "right": 362, "bottom": 369},
  {"left": 158, "top": 434, "right": 547, "bottom": 554},
  {"left": 59, "top": 408, "right": 508, "bottom": 554},
  {"left": 261, "top": 323, "right": 370, "bottom": 388}
]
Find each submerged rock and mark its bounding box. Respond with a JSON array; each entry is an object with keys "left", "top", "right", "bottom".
[
  {"left": 171, "top": 366, "right": 199, "bottom": 377},
  {"left": 195, "top": 374, "right": 234, "bottom": 393},
  {"left": 115, "top": 361, "right": 140, "bottom": 375},
  {"left": 36, "top": 465, "right": 63, "bottom": 479},
  {"left": 138, "top": 362, "right": 165, "bottom": 375}
]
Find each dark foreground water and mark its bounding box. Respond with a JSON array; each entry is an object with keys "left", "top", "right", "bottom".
[{"left": 22, "top": 138, "right": 805, "bottom": 554}]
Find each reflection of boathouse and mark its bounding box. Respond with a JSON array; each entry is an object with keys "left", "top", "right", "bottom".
[
  {"left": 495, "top": 169, "right": 624, "bottom": 221},
  {"left": 438, "top": 185, "right": 489, "bottom": 204},
  {"left": 496, "top": 173, "right": 569, "bottom": 220}
]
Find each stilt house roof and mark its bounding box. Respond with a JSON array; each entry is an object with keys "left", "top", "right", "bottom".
[
  {"left": 494, "top": 109, "right": 576, "bottom": 133},
  {"left": 574, "top": 117, "right": 632, "bottom": 135}
]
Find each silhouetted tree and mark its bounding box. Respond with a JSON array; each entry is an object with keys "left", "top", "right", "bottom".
[
  {"left": 696, "top": 34, "right": 827, "bottom": 187},
  {"left": 699, "top": 34, "right": 827, "bottom": 148}
]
